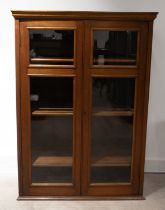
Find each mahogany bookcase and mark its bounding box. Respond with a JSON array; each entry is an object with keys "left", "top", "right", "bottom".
[{"left": 12, "top": 11, "right": 157, "bottom": 200}]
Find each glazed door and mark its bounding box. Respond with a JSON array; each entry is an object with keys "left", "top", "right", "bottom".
[
  {"left": 20, "top": 20, "right": 83, "bottom": 196},
  {"left": 19, "top": 19, "right": 148, "bottom": 197},
  {"left": 82, "top": 21, "right": 148, "bottom": 196}
]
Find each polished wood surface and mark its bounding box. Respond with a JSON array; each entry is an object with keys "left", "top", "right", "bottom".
[
  {"left": 17, "top": 195, "right": 145, "bottom": 200},
  {"left": 11, "top": 11, "right": 158, "bottom": 21},
  {"left": 139, "top": 21, "right": 154, "bottom": 195},
  {"left": 93, "top": 58, "right": 136, "bottom": 64},
  {"left": 93, "top": 109, "right": 133, "bottom": 117},
  {"left": 32, "top": 108, "right": 73, "bottom": 116},
  {"left": 31, "top": 58, "right": 74, "bottom": 63},
  {"left": 33, "top": 156, "right": 72, "bottom": 167},
  {"left": 27, "top": 68, "right": 75, "bottom": 76},
  {"left": 92, "top": 156, "right": 131, "bottom": 167},
  {"left": 13, "top": 11, "right": 157, "bottom": 199},
  {"left": 15, "top": 19, "right": 23, "bottom": 196},
  {"left": 32, "top": 155, "right": 131, "bottom": 167}
]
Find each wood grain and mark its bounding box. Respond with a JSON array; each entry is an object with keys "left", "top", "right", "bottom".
[
  {"left": 93, "top": 110, "right": 133, "bottom": 117},
  {"left": 93, "top": 58, "right": 136, "bottom": 64},
  {"left": 32, "top": 154, "right": 131, "bottom": 167},
  {"left": 92, "top": 156, "right": 131, "bottom": 167},
  {"left": 33, "top": 156, "right": 72, "bottom": 167},
  {"left": 32, "top": 108, "right": 73, "bottom": 116},
  {"left": 11, "top": 11, "right": 158, "bottom": 21},
  {"left": 31, "top": 58, "right": 74, "bottom": 63}
]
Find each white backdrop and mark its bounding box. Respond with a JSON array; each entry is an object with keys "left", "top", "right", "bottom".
[{"left": 0, "top": 0, "right": 164, "bottom": 174}]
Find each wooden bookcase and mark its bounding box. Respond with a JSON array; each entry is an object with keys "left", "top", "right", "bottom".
[{"left": 12, "top": 11, "right": 157, "bottom": 199}]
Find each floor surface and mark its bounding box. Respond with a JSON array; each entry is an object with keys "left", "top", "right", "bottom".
[{"left": 0, "top": 173, "right": 165, "bottom": 210}]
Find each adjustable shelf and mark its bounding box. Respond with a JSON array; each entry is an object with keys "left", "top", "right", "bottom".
[
  {"left": 32, "top": 155, "right": 131, "bottom": 167},
  {"left": 93, "top": 108, "right": 133, "bottom": 117},
  {"left": 32, "top": 154, "right": 131, "bottom": 168},
  {"left": 31, "top": 58, "right": 74, "bottom": 63},
  {"left": 33, "top": 156, "right": 72, "bottom": 167},
  {"left": 92, "top": 156, "right": 131, "bottom": 167},
  {"left": 32, "top": 145, "right": 131, "bottom": 168},
  {"left": 93, "top": 58, "right": 136, "bottom": 64},
  {"left": 32, "top": 108, "right": 73, "bottom": 116}
]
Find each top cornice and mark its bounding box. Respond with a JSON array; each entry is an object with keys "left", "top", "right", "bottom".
[{"left": 11, "top": 11, "right": 158, "bottom": 21}]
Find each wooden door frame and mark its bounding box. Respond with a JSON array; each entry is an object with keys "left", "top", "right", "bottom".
[
  {"left": 81, "top": 20, "right": 149, "bottom": 196},
  {"left": 18, "top": 20, "right": 83, "bottom": 196}
]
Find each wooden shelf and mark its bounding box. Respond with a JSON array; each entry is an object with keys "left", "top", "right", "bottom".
[
  {"left": 32, "top": 154, "right": 131, "bottom": 167},
  {"left": 92, "top": 156, "right": 131, "bottom": 167},
  {"left": 31, "top": 58, "right": 74, "bottom": 63},
  {"left": 32, "top": 108, "right": 73, "bottom": 116},
  {"left": 93, "top": 108, "right": 133, "bottom": 117},
  {"left": 93, "top": 58, "right": 136, "bottom": 64},
  {"left": 32, "top": 108, "right": 133, "bottom": 117},
  {"left": 33, "top": 156, "right": 72, "bottom": 167}
]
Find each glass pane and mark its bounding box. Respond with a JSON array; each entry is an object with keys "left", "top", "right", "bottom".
[
  {"left": 30, "top": 30, "right": 74, "bottom": 65},
  {"left": 93, "top": 78, "right": 135, "bottom": 111},
  {"left": 31, "top": 116, "right": 73, "bottom": 183},
  {"left": 93, "top": 30, "right": 138, "bottom": 66},
  {"left": 91, "top": 78, "right": 135, "bottom": 184},
  {"left": 30, "top": 77, "right": 73, "bottom": 184},
  {"left": 30, "top": 77, "right": 73, "bottom": 111},
  {"left": 91, "top": 116, "right": 133, "bottom": 183}
]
